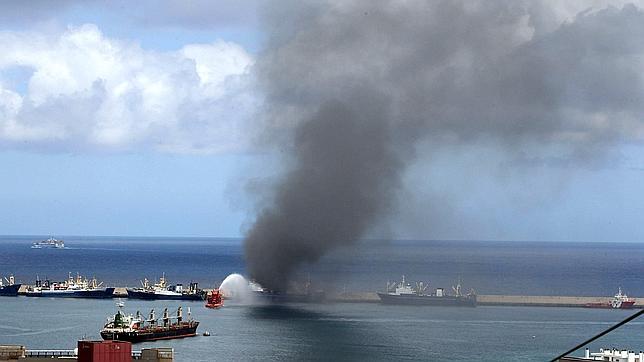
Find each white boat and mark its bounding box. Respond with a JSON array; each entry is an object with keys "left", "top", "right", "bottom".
[{"left": 31, "top": 237, "right": 65, "bottom": 249}]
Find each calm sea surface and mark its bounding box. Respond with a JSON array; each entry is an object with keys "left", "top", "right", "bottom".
[{"left": 1, "top": 236, "right": 643, "bottom": 361}]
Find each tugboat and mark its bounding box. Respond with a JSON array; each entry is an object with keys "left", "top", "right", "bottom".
[
  {"left": 127, "top": 274, "right": 204, "bottom": 300},
  {"left": 377, "top": 276, "right": 477, "bottom": 307},
  {"left": 100, "top": 302, "right": 199, "bottom": 342},
  {"left": 31, "top": 237, "right": 65, "bottom": 249},
  {"left": 205, "top": 289, "right": 223, "bottom": 309},
  {"left": 585, "top": 288, "right": 636, "bottom": 309},
  {"left": 0, "top": 275, "right": 21, "bottom": 296}
]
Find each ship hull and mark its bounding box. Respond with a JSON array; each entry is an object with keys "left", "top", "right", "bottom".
[
  {"left": 26, "top": 288, "right": 115, "bottom": 298},
  {"left": 126, "top": 289, "right": 203, "bottom": 301},
  {"left": 584, "top": 301, "right": 636, "bottom": 309},
  {"left": 100, "top": 324, "right": 199, "bottom": 343},
  {"left": 73, "top": 288, "right": 115, "bottom": 298},
  {"left": 377, "top": 293, "right": 477, "bottom": 307},
  {"left": 0, "top": 284, "right": 21, "bottom": 297}
]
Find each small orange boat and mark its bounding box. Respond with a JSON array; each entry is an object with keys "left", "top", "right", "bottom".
[{"left": 205, "top": 289, "right": 223, "bottom": 309}]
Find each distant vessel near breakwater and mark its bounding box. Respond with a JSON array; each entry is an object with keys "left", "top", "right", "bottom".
[
  {"left": 25, "top": 273, "right": 114, "bottom": 298},
  {"left": 0, "top": 275, "right": 21, "bottom": 296},
  {"left": 377, "top": 276, "right": 477, "bottom": 307},
  {"left": 584, "top": 288, "right": 636, "bottom": 309},
  {"left": 127, "top": 274, "right": 205, "bottom": 301}
]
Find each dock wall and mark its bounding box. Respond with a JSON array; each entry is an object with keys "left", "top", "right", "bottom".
[{"left": 327, "top": 292, "right": 644, "bottom": 308}]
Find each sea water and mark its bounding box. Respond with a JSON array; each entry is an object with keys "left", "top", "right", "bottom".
[{"left": 0, "top": 236, "right": 643, "bottom": 361}]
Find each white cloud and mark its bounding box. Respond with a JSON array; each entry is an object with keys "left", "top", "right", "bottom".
[{"left": 0, "top": 24, "right": 258, "bottom": 153}]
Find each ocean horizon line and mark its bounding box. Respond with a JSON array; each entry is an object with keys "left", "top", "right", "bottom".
[{"left": 2, "top": 234, "right": 644, "bottom": 245}]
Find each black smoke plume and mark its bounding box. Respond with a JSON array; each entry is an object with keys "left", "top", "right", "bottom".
[
  {"left": 244, "top": 96, "right": 404, "bottom": 290},
  {"left": 244, "top": 1, "right": 644, "bottom": 290}
]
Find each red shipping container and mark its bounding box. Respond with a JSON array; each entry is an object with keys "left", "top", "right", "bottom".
[{"left": 78, "top": 340, "right": 132, "bottom": 362}]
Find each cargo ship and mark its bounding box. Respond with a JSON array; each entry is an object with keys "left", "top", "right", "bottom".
[
  {"left": 31, "top": 237, "right": 65, "bottom": 249},
  {"left": 377, "top": 276, "right": 477, "bottom": 307},
  {"left": 100, "top": 304, "right": 199, "bottom": 343},
  {"left": 584, "top": 288, "right": 636, "bottom": 309},
  {"left": 25, "top": 273, "right": 114, "bottom": 298},
  {"left": 127, "top": 274, "right": 204, "bottom": 301},
  {"left": 0, "top": 275, "right": 21, "bottom": 296}
]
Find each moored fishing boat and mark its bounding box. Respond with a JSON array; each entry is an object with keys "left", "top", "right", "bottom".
[
  {"left": 25, "top": 273, "right": 114, "bottom": 298},
  {"left": 127, "top": 274, "right": 204, "bottom": 300}
]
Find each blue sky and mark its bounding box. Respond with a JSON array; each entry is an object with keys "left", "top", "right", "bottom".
[
  {"left": 0, "top": 1, "right": 263, "bottom": 237},
  {"left": 0, "top": 151, "right": 256, "bottom": 236},
  {"left": 2, "top": 1, "right": 644, "bottom": 241}
]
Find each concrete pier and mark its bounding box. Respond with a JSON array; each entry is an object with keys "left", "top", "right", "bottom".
[
  {"left": 327, "top": 292, "right": 644, "bottom": 308},
  {"left": 477, "top": 295, "right": 644, "bottom": 308}
]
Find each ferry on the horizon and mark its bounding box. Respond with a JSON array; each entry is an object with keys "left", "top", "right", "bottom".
[
  {"left": 31, "top": 237, "right": 65, "bottom": 249},
  {"left": 377, "top": 276, "right": 477, "bottom": 307},
  {"left": 100, "top": 304, "right": 199, "bottom": 343},
  {"left": 0, "top": 275, "right": 21, "bottom": 297},
  {"left": 584, "top": 288, "right": 636, "bottom": 309}
]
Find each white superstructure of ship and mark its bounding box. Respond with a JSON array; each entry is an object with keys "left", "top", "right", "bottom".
[
  {"left": 31, "top": 237, "right": 65, "bottom": 249},
  {"left": 126, "top": 274, "right": 203, "bottom": 300},
  {"left": 25, "top": 273, "right": 114, "bottom": 298}
]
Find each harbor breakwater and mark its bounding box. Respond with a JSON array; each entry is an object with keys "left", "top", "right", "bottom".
[
  {"left": 326, "top": 292, "right": 644, "bottom": 308},
  {"left": 15, "top": 286, "right": 644, "bottom": 308}
]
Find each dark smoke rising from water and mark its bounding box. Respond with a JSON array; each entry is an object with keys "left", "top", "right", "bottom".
[
  {"left": 244, "top": 98, "right": 404, "bottom": 290},
  {"left": 244, "top": 1, "right": 644, "bottom": 290}
]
